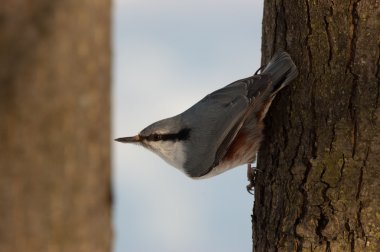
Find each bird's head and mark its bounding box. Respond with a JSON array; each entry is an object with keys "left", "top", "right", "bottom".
[{"left": 115, "top": 116, "right": 191, "bottom": 169}]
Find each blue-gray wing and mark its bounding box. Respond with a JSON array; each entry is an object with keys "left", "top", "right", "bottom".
[{"left": 180, "top": 77, "right": 266, "bottom": 177}]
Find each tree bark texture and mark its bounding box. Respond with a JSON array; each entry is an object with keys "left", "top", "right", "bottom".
[
  {"left": 253, "top": 0, "right": 379, "bottom": 251},
  {"left": 0, "top": 1, "right": 112, "bottom": 252}
]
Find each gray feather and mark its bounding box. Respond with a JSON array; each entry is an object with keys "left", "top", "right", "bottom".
[
  {"left": 180, "top": 76, "right": 272, "bottom": 177},
  {"left": 261, "top": 51, "right": 298, "bottom": 94},
  {"left": 181, "top": 52, "right": 298, "bottom": 177}
]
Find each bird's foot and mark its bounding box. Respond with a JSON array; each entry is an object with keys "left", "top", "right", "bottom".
[
  {"left": 246, "top": 163, "right": 262, "bottom": 195},
  {"left": 254, "top": 65, "right": 266, "bottom": 75}
]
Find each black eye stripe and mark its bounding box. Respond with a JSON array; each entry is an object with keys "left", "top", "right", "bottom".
[
  {"left": 145, "top": 128, "right": 191, "bottom": 142},
  {"left": 149, "top": 134, "right": 161, "bottom": 141}
]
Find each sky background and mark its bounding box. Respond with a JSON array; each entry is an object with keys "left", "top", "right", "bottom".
[{"left": 112, "top": 1, "right": 263, "bottom": 251}]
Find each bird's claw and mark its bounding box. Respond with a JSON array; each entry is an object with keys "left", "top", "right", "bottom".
[
  {"left": 254, "top": 65, "right": 266, "bottom": 75},
  {"left": 246, "top": 163, "right": 262, "bottom": 195},
  {"left": 246, "top": 182, "right": 254, "bottom": 195}
]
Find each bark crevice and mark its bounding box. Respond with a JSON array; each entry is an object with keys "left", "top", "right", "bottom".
[
  {"left": 305, "top": 0, "right": 313, "bottom": 72},
  {"left": 323, "top": 15, "right": 333, "bottom": 67},
  {"left": 375, "top": 43, "right": 380, "bottom": 108},
  {"left": 347, "top": 0, "right": 360, "bottom": 158}
]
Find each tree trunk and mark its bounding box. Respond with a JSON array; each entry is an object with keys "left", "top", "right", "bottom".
[
  {"left": 253, "top": 0, "right": 379, "bottom": 251},
  {"left": 0, "top": 1, "right": 112, "bottom": 252}
]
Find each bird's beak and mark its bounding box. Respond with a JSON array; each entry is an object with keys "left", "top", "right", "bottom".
[{"left": 114, "top": 135, "right": 141, "bottom": 143}]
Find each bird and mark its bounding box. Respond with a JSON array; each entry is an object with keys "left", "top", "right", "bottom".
[{"left": 115, "top": 51, "right": 298, "bottom": 192}]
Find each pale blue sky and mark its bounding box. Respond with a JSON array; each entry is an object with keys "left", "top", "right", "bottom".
[{"left": 112, "top": 1, "right": 264, "bottom": 251}]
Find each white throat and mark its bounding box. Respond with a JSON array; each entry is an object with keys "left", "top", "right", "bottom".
[{"left": 147, "top": 140, "right": 187, "bottom": 170}]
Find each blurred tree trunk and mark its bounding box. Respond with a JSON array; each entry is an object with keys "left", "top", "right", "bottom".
[
  {"left": 0, "top": 1, "right": 112, "bottom": 252},
  {"left": 253, "top": 0, "right": 379, "bottom": 251}
]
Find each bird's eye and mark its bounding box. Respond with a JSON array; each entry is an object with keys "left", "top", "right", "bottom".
[{"left": 153, "top": 134, "right": 162, "bottom": 141}]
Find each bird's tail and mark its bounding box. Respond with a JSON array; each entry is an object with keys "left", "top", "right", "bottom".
[{"left": 261, "top": 51, "right": 298, "bottom": 94}]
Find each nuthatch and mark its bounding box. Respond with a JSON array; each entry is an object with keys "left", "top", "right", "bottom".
[{"left": 116, "top": 51, "right": 298, "bottom": 192}]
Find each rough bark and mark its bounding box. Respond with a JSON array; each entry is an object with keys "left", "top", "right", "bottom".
[
  {"left": 253, "top": 0, "right": 380, "bottom": 251},
  {"left": 0, "top": 1, "right": 112, "bottom": 252}
]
